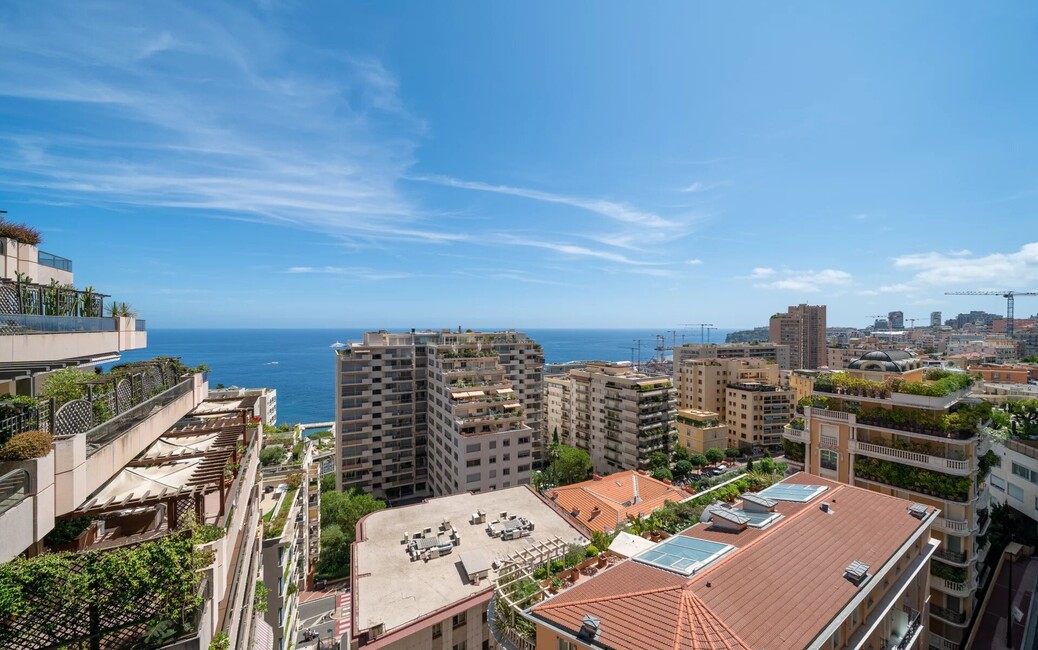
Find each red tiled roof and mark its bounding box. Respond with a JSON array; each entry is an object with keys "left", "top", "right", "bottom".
[
  {"left": 550, "top": 470, "right": 691, "bottom": 533},
  {"left": 534, "top": 474, "right": 932, "bottom": 650},
  {"left": 532, "top": 562, "right": 750, "bottom": 650}
]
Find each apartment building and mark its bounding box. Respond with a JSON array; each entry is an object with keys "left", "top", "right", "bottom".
[
  {"left": 726, "top": 381, "right": 795, "bottom": 450},
  {"left": 335, "top": 329, "right": 544, "bottom": 503},
  {"left": 783, "top": 350, "right": 991, "bottom": 649},
  {"left": 673, "top": 357, "right": 790, "bottom": 450},
  {"left": 827, "top": 345, "right": 873, "bottom": 370},
  {"left": 206, "top": 386, "right": 278, "bottom": 425},
  {"left": 513, "top": 474, "right": 936, "bottom": 650},
  {"left": 674, "top": 357, "right": 780, "bottom": 417},
  {"left": 769, "top": 303, "right": 827, "bottom": 369},
  {"left": 544, "top": 363, "right": 676, "bottom": 475},
  {"left": 932, "top": 311, "right": 943, "bottom": 328},
  {"left": 674, "top": 408, "right": 727, "bottom": 455},
  {"left": 0, "top": 225, "right": 266, "bottom": 650},
  {"left": 672, "top": 342, "right": 790, "bottom": 370},
  {"left": 990, "top": 437, "right": 1038, "bottom": 525},
  {"left": 349, "top": 486, "right": 587, "bottom": 649}
]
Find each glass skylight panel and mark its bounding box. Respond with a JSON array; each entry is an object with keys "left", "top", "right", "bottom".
[
  {"left": 633, "top": 535, "right": 734, "bottom": 576},
  {"left": 758, "top": 483, "right": 829, "bottom": 503}
]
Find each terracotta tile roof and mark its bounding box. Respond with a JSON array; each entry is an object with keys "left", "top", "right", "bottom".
[
  {"left": 533, "top": 474, "right": 933, "bottom": 650},
  {"left": 549, "top": 470, "right": 691, "bottom": 533},
  {"left": 532, "top": 562, "right": 750, "bottom": 650}
]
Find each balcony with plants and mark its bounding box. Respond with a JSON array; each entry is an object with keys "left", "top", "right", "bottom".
[
  {"left": 853, "top": 431, "right": 973, "bottom": 475},
  {"left": 853, "top": 456, "right": 973, "bottom": 502}
]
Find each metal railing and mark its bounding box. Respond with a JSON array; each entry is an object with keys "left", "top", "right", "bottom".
[
  {"left": 0, "top": 312, "right": 118, "bottom": 334},
  {"left": 0, "top": 468, "right": 31, "bottom": 517},
  {"left": 930, "top": 604, "right": 966, "bottom": 625},
  {"left": 37, "top": 250, "right": 73, "bottom": 272},
  {"left": 892, "top": 607, "right": 922, "bottom": 650},
  {"left": 85, "top": 378, "right": 193, "bottom": 454},
  {"left": 1, "top": 278, "right": 105, "bottom": 317}
]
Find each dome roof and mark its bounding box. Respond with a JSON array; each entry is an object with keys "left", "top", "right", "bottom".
[{"left": 847, "top": 350, "right": 918, "bottom": 372}]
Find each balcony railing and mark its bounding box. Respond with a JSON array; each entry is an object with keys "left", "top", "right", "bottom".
[
  {"left": 930, "top": 604, "right": 967, "bottom": 625},
  {"left": 852, "top": 441, "right": 971, "bottom": 476},
  {"left": 37, "top": 250, "right": 73, "bottom": 272},
  {"left": 892, "top": 607, "right": 922, "bottom": 650},
  {"left": 933, "top": 548, "right": 968, "bottom": 565},
  {"left": 85, "top": 378, "right": 194, "bottom": 455},
  {"left": 1, "top": 278, "right": 105, "bottom": 318},
  {"left": 0, "top": 468, "right": 31, "bottom": 517},
  {"left": 0, "top": 312, "right": 120, "bottom": 335}
]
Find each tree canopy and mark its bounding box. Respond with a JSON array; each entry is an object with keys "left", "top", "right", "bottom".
[{"left": 315, "top": 489, "right": 386, "bottom": 580}]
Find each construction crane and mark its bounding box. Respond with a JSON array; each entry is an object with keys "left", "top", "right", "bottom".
[
  {"left": 943, "top": 290, "right": 1038, "bottom": 337},
  {"left": 680, "top": 323, "right": 715, "bottom": 345}
]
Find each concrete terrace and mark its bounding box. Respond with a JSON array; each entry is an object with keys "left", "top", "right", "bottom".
[{"left": 353, "top": 486, "right": 587, "bottom": 635}]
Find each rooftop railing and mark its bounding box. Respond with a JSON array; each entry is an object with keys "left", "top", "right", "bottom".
[
  {"left": 85, "top": 378, "right": 194, "bottom": 455},
  {"left": 37, "top": 250, "right": 73, "bottom": 272},
  {"left": 0, "top": 313, "right": 119, "bottom": 335}
]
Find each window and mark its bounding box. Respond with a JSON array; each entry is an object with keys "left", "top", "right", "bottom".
[
  {"left": 1012, "top": 462, "right": 1038, "bottom": 485},
  {"left": 452, "top": 643, "right": 466, "bottom": 650},
  {"left": 452, "top": 612, "right": 467, "bottom": 628},
  {"left": 992, "top": 474, "right": 1006, "bottom": 492},
  {"left": 467, "top": 443, "right": 481, "bottom": 453},
  {"left": 466, "top": 459, "right": 481, "bottom": 467},
  {"left": 1009, "top": 482, "right": 1025, "bottom": 502},
  {"left": 557, "top": 640, "right": 577, "bottom": 650},
  {"left": 432, "top": 623, "right": 442, "bottom": 639},
  {"left": 467, "top": 472, "right": 481, "bottom": 483},
  {"left": 820, "top": 449, "right": 838, "bottom": 471}
]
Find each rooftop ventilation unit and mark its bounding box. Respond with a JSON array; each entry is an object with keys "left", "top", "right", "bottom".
[
  {"left": 820, "top": 502, "right": 833, "bottom": 515},
  {"left": 577, "top": 614, "right": 601, "bottom": 641},
  {"left": 844, "top": 560, "right": 870, "bottom": 586},
  {"left": 909, "top": 503, "right": 928, "bottom": 520}
]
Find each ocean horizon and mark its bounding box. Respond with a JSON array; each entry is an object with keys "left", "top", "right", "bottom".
[{"left": 109, "top": 327, "right": 739, "bottom": 424}]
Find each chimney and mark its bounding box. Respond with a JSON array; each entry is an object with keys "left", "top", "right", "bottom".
[
  {"left": 592, "top": 474, "right": 603, "bottom": 481},
  {"left": 632, "top": 474, "right": 641, "bottom": 504},
  {"left": 571, "top": 507, "right": 580, "bottom": 517},
  {"left": 820, "top": 502, "right": 832, "bottom": 514},
  {"left": 589, "top": 506, "right": 601, "bottom": 521}
]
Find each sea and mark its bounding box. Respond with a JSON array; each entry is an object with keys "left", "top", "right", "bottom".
[{"left": 108, "top": 328, "right": 737, "bottom": 424}]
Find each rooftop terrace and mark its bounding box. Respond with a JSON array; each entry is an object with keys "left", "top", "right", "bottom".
[{"left": 352, "top": 486, "right": 587, "bottom": 639}]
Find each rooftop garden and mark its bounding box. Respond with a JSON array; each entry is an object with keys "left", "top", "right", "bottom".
[
  {"left": 636, "top": 381, "right": 673, "bottom": 392},
  {"left": 813, "top": 369, "right": 975, "bottom": 399},
  {"left": 439, "top": 348, "right": 498, "bottom": 359},
  {"left": 853, "top": 456, "right": 972, "bottom": 502},
  {"left": 782, "top": 439, "right": 805, "bottom": 463},
  {"left": 0, "top": 217, "right": 42, "bottom": 245}
]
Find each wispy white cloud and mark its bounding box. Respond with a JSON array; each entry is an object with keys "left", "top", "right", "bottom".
[
  {"left": 287, "top": 266, "right": 413, "bottom": 280},
  {"left": 491, "top": 272, "right": 568, "bottom": 286},
  {"left": 685, "top": 259, "right": 703, "bottom": 265},
  {"left": 677, "top": 181, "right": 728, "bottom": 193},
  {"left": 412, "top": 174, "right": 685, "bottom": 231},
  {"left": 496, "top": 235, "right": 657, "bottom": 265},
  {"left": 745, "top": 267, "right": 853, "bottom": 292},
  {"left": 857, "top": 283, "right": 913, "bottom": 296},
  {"left": 0, "top": 2, "right": 463, "bottom": 244},
  {"left": 892, "top": 244, "right": 1038, "bottom": 286}
]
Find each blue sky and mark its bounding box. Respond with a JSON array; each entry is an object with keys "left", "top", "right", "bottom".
[{"left": 1, "top": 1, "right": 1037, "bottom": 329}]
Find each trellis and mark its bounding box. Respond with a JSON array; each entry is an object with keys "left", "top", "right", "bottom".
[
  {"left": 490, "top": 536, "right": 571, "bottom": 650},
  {"left": 0, "top": 543, "right": 208, "bottom": 650}
]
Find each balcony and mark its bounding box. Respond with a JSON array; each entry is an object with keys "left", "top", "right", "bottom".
[
  {"left": 928, "top": 633, "right": 961, "bottom": 650},
  {"left": 782, "top": 424, "right": 806, "bottom": 443},
  {"left": 933, "top": 516, "right": 973, "bottom": 535},
  {"left": 851, "top": 441, "right": 971, "bottom": 476},
  {"left": 37, "top": 249, "right": 72, "bottom": 272},
  {"left": 888, "top": 607, "right": 922, "bottom": 650},
  {"left": 930, "top": 604, "right": 968, "bottom": 626}
]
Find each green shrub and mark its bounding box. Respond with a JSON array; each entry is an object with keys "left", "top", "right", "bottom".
[
  {"left": 0, "top": 218, "right": 42, "bottom": 245},
  {"left": 585, "top": 545, "right": 600, "bottom": 557},
  {"left": 0, "top": 430, "right": 54, "bottom": 460},
  {"left": 39, "top": 368, "right": 93, "bottom": 405}
]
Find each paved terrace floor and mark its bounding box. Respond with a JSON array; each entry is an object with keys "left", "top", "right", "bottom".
[{"left": 353, "top": 486, "right": 588, "bottom": 635}]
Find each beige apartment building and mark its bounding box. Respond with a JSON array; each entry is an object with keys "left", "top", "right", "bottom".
[
  {"left": 674, "top": 408, "right": 727, "bottom": 454},
  {"left": 783, "top": 350, "right": 991, "bottom": 650},
  {"left": 501, "top": 474, "right": 936, "bottom": 650},
  {"left": 672, "top": 341, "right": 791, "bottom": 370},
  {"left": 770, "top": 303, "right": 827, "bottom": 369},
  {"left": 726, "top": 381, "right": 795, "bottom": 450},
  {"left": 545, "top": 362, "right": 676, "bottom": 475},
  {"left": 335, "top": 329, "right": 544, "bottom": 503},
  {"left": 674, "top": 357, "right": 791, "bottom": 450}
]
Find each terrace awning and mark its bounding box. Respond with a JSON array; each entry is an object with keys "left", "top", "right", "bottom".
[
  {"left": 137, "top": 433, "right": 219, "bottom": 461},
  {"left": 75, "top": 458, "right": 202, "bottom": 514}
]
